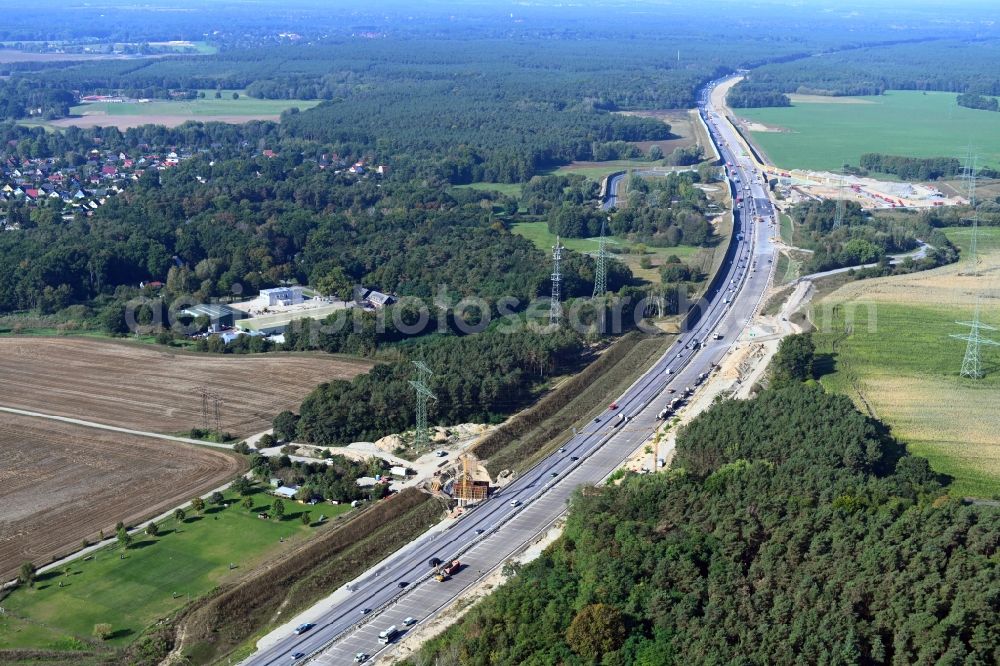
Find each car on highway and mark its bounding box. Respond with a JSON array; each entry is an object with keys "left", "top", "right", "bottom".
[
  {"left": 475, "top": 528, "right": 485, "bottom": 534},
  {"left": 293, "top": 623, "right": 314, "bottom": 635},
  {"left": 398, "top": 581, "right": 408, "bottom": 588},
  {"left": 593, "top": 416, "right": 601, "bottom": 422},
  {"left": 570, "top": 456, "right": 579, "bottom": 461},
  {"left": 354, "top": 653, "right": 368, "bottom": 663},
  {"left": 609, "top": 402, "right": 618, "bottom": 409},
  {"left": 558, "top": 447, "right": 566, "bottom": 453},
  {"left": 550, "top": 471, "right": 558, "bottom": 477},
  {"left": 429, "top": 557, "right": 442, "bottom": 568},
  {"left": 290, "top": 652, "right": 305, "bottom": 660},
  {"left": 509, "top": 500, "right": 521, "bottom": 507},
  {"left": 403, "top": 617, "right": 417, "bottom": 626},
  {"left": 360, "top": 607, "right": 371, "bottom": 615}
]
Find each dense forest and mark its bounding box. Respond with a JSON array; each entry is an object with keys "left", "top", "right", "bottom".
[
  {"left": 407, "top": 338, "right": 1000, "bottom": 666},
  {"left": 727, "top": 39, "right": 1000, "bottom": 102},
  {"left": 0, "top": 129, "right": 618, "bottom": 319},
  {"left": 291, "top": 327, "right": 586, "bottom": 446}
]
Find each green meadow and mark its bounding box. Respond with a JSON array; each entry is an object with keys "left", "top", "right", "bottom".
[
  {"left": 0, "top": 487, "right": 350, "bottom": 653},
  {"left": 737, "top": 91, "right": 1000, "bottom": 172}
]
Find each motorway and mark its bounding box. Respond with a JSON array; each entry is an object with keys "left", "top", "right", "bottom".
[{"left": 243, "top": 76, "right": 778, "bottom": 666}]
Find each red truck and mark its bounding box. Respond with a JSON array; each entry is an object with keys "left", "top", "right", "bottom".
[{"left": 435, "top": 559, "right": 462, "bottom": 581}]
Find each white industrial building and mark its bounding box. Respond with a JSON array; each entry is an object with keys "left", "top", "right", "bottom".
[{"left": 257, "top": 286, "right": 306, "bottom": 308}]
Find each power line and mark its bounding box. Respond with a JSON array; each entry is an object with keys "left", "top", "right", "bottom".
[
  {"left": 949, "top": 151, "right": 997, "bottom": 379},
  {"left": 593, "top": 217, "right": 608, "bottom": 298},
  {"left": 409, "top": 361, "right": 436, "bottom": 447},
  {"left": 951, "top": 298, "right": 1000, "bottom": 379},
  {"left": 550, "top": 236, "right": 564, "bottom": 326},
  {"left": 201, "top": 388, "right": 209, "bottom": 431},
  {"left": 961, "top": 151, "right": 980, "bottom": 276},
  {"left": 832, "top": 168, "right": 847, "bottom": 230}
]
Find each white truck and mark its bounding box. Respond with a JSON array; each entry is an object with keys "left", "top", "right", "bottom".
[{"left": 378, "top": 625, "right": 399, "bottom": 644}]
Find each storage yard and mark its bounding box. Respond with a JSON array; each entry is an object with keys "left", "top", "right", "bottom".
[
  {"left": 0, "top": 412, "right": 241, "bottom": 580},
  {"left": 0, "top": 338, "right": 373, "bottom": 436},
  {"left": 766, "top": 168, "right": 965, "bottom": 210}
]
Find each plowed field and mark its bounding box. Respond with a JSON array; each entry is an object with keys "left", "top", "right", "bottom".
[
  {"left": 0, "top": 338, "right": 372, "bottom": 436},
  {"left": 0, "top": 413, "right": 241, "bottom": 580}
]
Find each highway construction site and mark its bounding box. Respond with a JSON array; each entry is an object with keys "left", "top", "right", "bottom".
[
  {"left": 766, "top": 168, "right": 965, "bottom": 210},
  {"left": 713, "top": 76, "right": 967, "bottom": 212}
]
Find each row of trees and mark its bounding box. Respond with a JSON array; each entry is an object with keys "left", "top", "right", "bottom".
[
  {"left": 725, "top": 84, "right": 791, "bottom": 108},
  {"left": 859, "top": 153, "right": 965, "bottom": 181},
  {"left": 956, "top": 92, "right": 1000, "bottom": 112}
]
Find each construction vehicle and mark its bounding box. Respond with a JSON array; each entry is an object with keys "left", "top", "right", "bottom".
[{"left": 435, "top": 559, "right": 461, "bottom": 581}]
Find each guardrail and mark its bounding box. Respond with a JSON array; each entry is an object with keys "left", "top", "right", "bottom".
[{"left": 599, "top": 170, "right": 625, "bottom": 201}]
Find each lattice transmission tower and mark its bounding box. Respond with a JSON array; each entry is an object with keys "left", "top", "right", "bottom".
[
  {"left": 951, "top": 299, "right": 1000, "bottom": 379},
  {"left": 949, "top": 153, "right": 998, "bottom": 378},
  {"left": 961, "top": 152, "right": 980, "bottom": 276},
  {"left": 409, "top": 361, "right": 436, "bottom": 447},
  {"left": 832, "top": 169, "right": 847, "bottom": 230},
  {"left": 200, "top": 388, "right": 222, "bottom": 432},
  {"left": 550, "top": 236, "right": 564, "bottom": 325},
  {"left": 593, "top": 217, "right": 609, "bottom": 298}
]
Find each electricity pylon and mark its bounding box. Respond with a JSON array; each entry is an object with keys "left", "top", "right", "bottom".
[
  {"left": 832, "top": 169, "right": 847, "bottom": 230},
  {"left": 951, "top": 299, "right": 1000, "bottom": 379},
  {"left": 961, "top": 152, "right": 980, "bottom": 276},
  {"left": 593, "top": 217, "right": 609, "bottom": 298},
  {"left": 550, "top": 236, "right": 564, "bottom": 325},
  {"left": 409, "top": 361, "right": 436, "bottom": 447}
]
